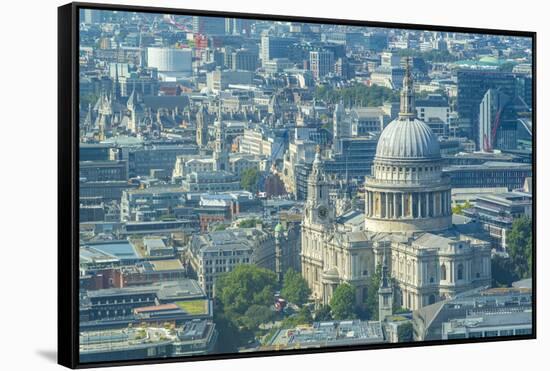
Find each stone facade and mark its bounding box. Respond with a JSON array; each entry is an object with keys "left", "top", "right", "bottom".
[{"left": 301, "top": 61, "right": 491, "bottom": 311}]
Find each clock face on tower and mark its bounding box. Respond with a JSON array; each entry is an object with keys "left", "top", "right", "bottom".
[{"left": 317, "top": 205, "right": 328, "bottom": 220}]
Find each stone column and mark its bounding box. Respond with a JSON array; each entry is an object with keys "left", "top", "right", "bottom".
[
  {"left": 401, "top": 193, "right": 405, "bottom": 218},
  {"left": 385, "top": 193, "right": 389, "bottom": 219},
  {"left": 368, "top": 191, "right": 372, "bottom": 217},
  {"left": 365, "top": 191, "right": 371, "bottom": 216},
  {"left": 418, "top": 193, "right": 422, "bottom": 218},
  {"left": 393, "top": 193, "right": 398, "bottom": 218},
  {"left": 426, "top": 192, "right": 430, "bottom": 217}
]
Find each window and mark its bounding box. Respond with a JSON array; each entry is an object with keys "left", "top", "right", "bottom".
[
  {"left": 457, "top": 264, "right": 464, "bottom": 280},
  {"left": 441, "top": 264, "right": 447, "bottom": 280}
]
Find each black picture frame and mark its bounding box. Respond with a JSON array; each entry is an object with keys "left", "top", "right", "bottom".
[{"left": 58, "top": 2, "right": 537, "bottom": 368}]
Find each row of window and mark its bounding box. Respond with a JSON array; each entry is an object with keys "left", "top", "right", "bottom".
[{"left": 376, "top": 165, "right": 441, "bottom": 173}]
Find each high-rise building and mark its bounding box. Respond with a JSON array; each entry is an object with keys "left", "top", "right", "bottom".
[
  {"left": 81, "top": 9, "right": 102, "bottom": 24},
  {"left": 479, "top": 89, "right": 508, "bottom": 151},
  {"left": 309, "top": 50, "right": 334, "bottom": 80},
  {"left": 260, "top": 36, "right": 295, "bottom": 64},
  {"left": 192, "top": 16, "right": 226, "bottom": 35},
  {"left": 231, "top": 49, "right": 258, "bottom": 71},
  {"left": 456, "top": 70, "right": 516, "bottom": 146}
]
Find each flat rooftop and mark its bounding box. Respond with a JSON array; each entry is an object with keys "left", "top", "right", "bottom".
[{"left": 268, "top": 320, "right": 384, "bottom": 349}]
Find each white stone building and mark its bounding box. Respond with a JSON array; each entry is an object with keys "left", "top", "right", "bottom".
[{"left": 301, "top": 61, "right": 491, "bottom": 311}]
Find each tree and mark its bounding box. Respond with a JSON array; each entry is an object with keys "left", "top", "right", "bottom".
[
  {"left": 315, "top": 84, "right": 399, "bottom": 108},
  {"left": 364, "top": 265, "right": 382, "bottom": 320},
  {"left": 281, "top": 268, "right": 311, "bottom": 306},
  {"left": 314, "top": 305, "right": 332, "bottom": 321},
  {"left": 242, "top": 305, "right": 275, "bottom": 330},
  {"left": 491, "top": 255, "right": 519, "bottom": 287},
  {"left": 506, "top": 216, "right": 533, "bottom": 279},
  {"left": 216, "top": 265, "right": 278, "bottom": 320},
  {"left": 238, "top": 218, "right": 262, "bottom": 228},
  {"left": 395, "top": 49, "right": 458, "bottom": 63},
  {"left": 397, "top": 322, "right": 414, "bottom": 342},
  {"left": 452, "top": 200, "right": 472, "bottom": 215},
  {"left": 330, "top": 283, "right": 357, "bottom": 320},
  {"left": 240, "top": 168, "right": 261, "bottom": 193},
  {"left": 213, "top": 309, "right": 251, "bottom": 353},
  {"left": 211, "top": 224, "right": 228, "bottom": 231},
  {"left": 214, "top": 265, "right": 278, "bottom": 350},
  {"left": 282, "top": 306, "right": 313, "bottom": 328}
]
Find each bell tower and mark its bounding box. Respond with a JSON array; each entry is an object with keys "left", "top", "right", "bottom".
[
  {"left": 213, "top": 99, "right": 229, "bottom": 172},
  {"left": 305, "top": 146, "right": 333, "bottom": 225}
]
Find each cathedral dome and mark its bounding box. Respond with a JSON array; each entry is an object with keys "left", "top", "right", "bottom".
[{"left": 375, "top": 117, "right": 440, "bottom": 161}]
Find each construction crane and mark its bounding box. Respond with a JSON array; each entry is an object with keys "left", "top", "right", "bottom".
[
  {"left": 483, "top": 107, "right": 503, "bottom": 152},
  {"left": 163, "top": 15, "right": 193, "bottom": 33}
]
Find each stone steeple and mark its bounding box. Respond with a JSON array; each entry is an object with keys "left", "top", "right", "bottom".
[
  {"left": 399, "top": 57, "right": 415, "bottom": 119},
  {"left": 213, "top": 99, "right": 229, "bottom": 172},
  {"left": 378, "top": 251, "right": 393, "bottom": 322}
]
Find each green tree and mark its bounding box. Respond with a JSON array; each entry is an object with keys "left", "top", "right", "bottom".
[
  {"left": 330, "top": 283, "right": 357, "bottom": 320},
  {"left": 240, "top": 168, "right": 261, "bottom": 193},
  {"left": 452, "top": 200, "right": 472, "bottom": 215},
  {"left": 238, "top": 218, "right": 262, "bottom": 228},
  {"left": 282, "top": 306, "right": 313, "bottom": 328},
  {"left": 507, "top": 216, "right": 533, "bottom": 279},
  {"left": 216, "top": 265, "right": 278, "bottom": 320},
  {"left": 364, "top": 265, "right": 382, "bottom": 320},
  {"left": 491, "top": 255, "right": 519, "bottom": 287},
  {"left": 314, "top": 305, "right": 332, "bottom": 321},
  {"left": 214, "top": 265, "right": 278, "bottom": 348},
  {"left": 281, "top": 268, "right": 311, "bottom": 306},
  {"left": 397, "top": 322, "right": 414, "bottom": 342},
  {"left": 211, "top": 224, "right": 228, "bottom": 231},
  {"left": 213, "top": 310, "right": 246, "bottom": 353},
  {"left": 242, "top": 305, "right": 275, "bottom": 330},
  {"left": 395, "top": 49, "right": 458, "bottom": 63}
]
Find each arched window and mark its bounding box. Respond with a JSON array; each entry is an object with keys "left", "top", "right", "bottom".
[
  {"left": 458, "top": 264, "right": 464, "bottom": 280},
  {"left": 428, "top": 294, "right": 436, "bottom": 305},
  {"left": 441, "top": 264, "right": 447, "bottom": 281}
]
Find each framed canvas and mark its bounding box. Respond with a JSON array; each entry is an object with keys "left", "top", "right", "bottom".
[{"left": 58, "top": 2, "right": 536, "bottom": 368}]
